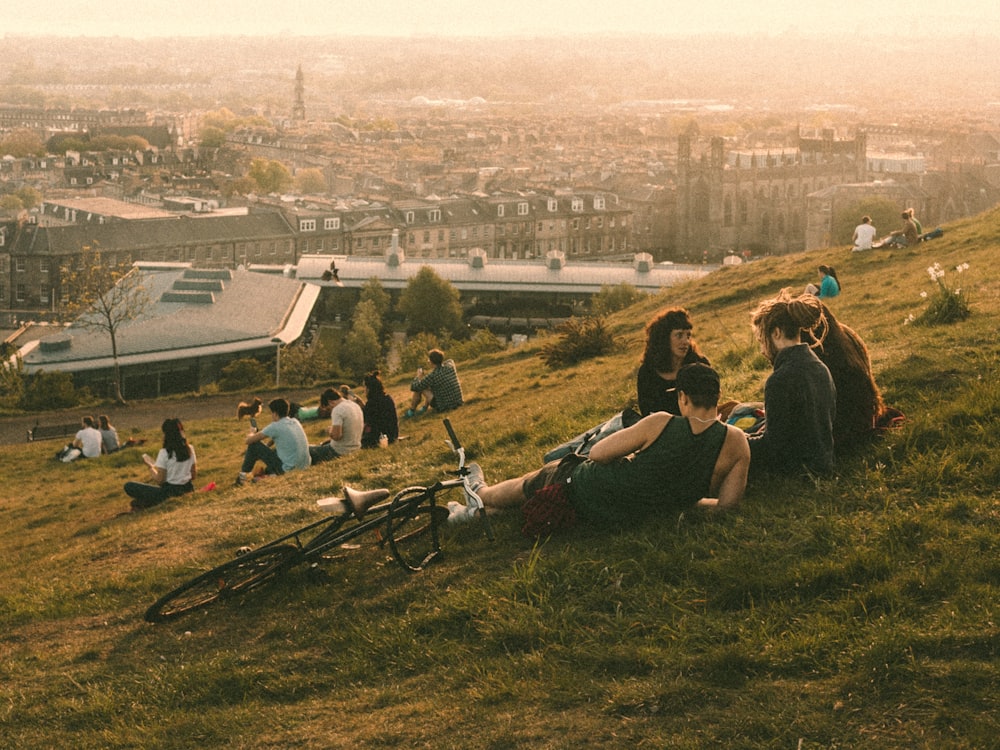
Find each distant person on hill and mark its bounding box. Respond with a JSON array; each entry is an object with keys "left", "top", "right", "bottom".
[
  {"left": 58, "top": 416, "right": 102, "bottom": 462},
  {"left": 237, "top": 398, "right": 310, "bottom": 484},
  {"left": 637, "top": 307, "right": 711, "bottom": 416},
  {"left": 124, "top": 418, "right": 197, "bottom": 511},
  {"left": 405, "top": 348, "right": 464, "bottom": 418},
  {"left": 747, "top": 290, "right": 836, "bottom": 477},
  {"left": 852, "top": 215, "right": 877, "bottom": 252},
  {"left": 449, "top": 364, "right": 750, "bottom": 532},
  {"left": 309, "top": 388, "right": 363, "bottom": 463},
  {"left": 98, "top": 414, "right": 121, "bottom": 454},
  {"left": 361, "top": 370, "right": 399, "bottom": 449},
  {"left": 881, "top": 211, "right": 919, "bottom": 248},
  {"left": 805, "top": 265, "right": 841, "bottom": 299}
]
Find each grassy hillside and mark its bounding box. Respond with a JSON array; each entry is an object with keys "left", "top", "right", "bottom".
[{"left": 2, "top": 209, "right": 999, "bottom": 749}]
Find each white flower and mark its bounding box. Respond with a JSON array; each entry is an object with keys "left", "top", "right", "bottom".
[{"left": 920, "top": 291, "right": 928, "bottom": 298}]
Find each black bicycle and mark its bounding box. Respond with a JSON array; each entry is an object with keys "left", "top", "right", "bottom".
[{"left": 144, "top": 419, "right": 492, "bottom": 622}]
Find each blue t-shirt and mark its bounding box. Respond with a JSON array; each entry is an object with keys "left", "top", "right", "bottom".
[{"left": 262, "top": 417, "right": 311, "bottom": 472}]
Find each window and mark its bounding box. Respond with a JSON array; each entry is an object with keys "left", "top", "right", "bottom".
[
  {"left": 572, "top": 198, "right": 583, "bottom": 212},
  {"left": 40, "top": 285, "right": 49, "bottom": 304},
  {"left": 438, "top": 230, "right": 444, "bottom": 241},
  {"left": 372, "top": 237, "right": 380, "bottom": 248},
  {"left": 548, "top": 198, "right": 557, "bottom": 212},
  {"left": 406, "top": 211, "right": 415, "bottom": 224},
  {"left": 572, "top": 218, "right": 580, "bottom": 230},
  {"left": 517, "top": 202, "right": 528, "bottom": 216},
  {"left": 299, "top": 219, "right": 316, "bottom": 231},
  {"left": 497, "top": 204, "right": 505, "bottom": 217},
  {"left": 324, "top": 217, "right": 340, "bottom": 230},
  {"left": 40, "top": 257, "right": 50, "bottom": 273},
  {"left": 409, "top": 232, "right": 416, "bottom": 245},
  {"left": 15, "top": 257, "right": 26, "bottom": 272},
  {"left": 423, "top": 230, "right": 430, "bottom": 243},
  {"left": 0, "top": 283, "right": 5, "bottom": 301},
  {"left": 429, "top": 209, "right": 441, "bottom": 222},
  {"left": 597, "top": 217, "right": 603, "bottom": 228},
  {"left": 594, "top": 196, "right": 605, "bottom": 210},
  {"left": 16, "top": 283, "right": 26, "bottom": 302}
]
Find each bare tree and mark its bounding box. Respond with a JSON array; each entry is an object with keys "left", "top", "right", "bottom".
[{"left": 61, "top": 246, "right": 150, "bottom": 404}]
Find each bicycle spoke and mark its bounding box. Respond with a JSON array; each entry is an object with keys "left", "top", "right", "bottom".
[
  {"left": 144, "top": 544, "right": 299, "bottom": 622},
  {"left": 387, "top": 487, "right": 445, "bottom": 572}
]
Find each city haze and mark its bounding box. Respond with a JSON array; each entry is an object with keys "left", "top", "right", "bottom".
[{"left": 4, "top": 0, "right": 999, "bottom": 38}]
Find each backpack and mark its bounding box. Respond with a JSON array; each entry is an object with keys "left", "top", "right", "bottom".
[{"left": 521, "top": 483, "right": 577, "bottom": 538}]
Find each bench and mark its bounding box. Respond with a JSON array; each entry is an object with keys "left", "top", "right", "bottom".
[{"left": 27, "top": 422, "right": 81, "bottom": 442}]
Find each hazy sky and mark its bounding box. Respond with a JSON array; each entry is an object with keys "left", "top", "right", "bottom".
[{"left": 5, "top": 0, "right": 999, "bottom": 38}]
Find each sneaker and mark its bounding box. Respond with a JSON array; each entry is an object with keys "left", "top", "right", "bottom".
[
  {"left": 446, "top": 500, "right": 477, "bottom": 524},
  {"left": 235, "top": 471, "right": 251, "bottom": 486},
  {"left": 417, "top": 405, "right": 428, "bottom": 414},
  {"left": 404, "top": 408, "right": 415, "bottom": 419},
  {"left": 465, "top": 462, "right": 486, "bottom": 496}
]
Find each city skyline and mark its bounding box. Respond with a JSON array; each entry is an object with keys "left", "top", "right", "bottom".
[{"left": 5, "top": 0, "right": 999, "bottom": 38}]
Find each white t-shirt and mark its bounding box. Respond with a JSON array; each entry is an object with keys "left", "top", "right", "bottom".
[
  {"left": 853, "top": 222, "right": 877, "bottom": 249},
  {"left": 329, "top": 399, "right": 363, "bottom": 455},
  {"left": 74, "top": 426, "right": 103, "bottom": 458},
  {"left": 155, "top": 445, "right": 197, "bottom": 485}
]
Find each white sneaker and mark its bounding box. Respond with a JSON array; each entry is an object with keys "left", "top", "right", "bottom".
[
  {"left": 235, "top": 471, "right": 251, "bottom": 486},
  {"left": 446, "top": 500, "right": 477, "bottom": 524}
]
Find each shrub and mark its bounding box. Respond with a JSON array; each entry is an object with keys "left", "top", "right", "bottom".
[
  {"left": 591, "top": 282, "right": 645, "bottom": 316},
  {"left": 449, "top": 329, "right": 506, "bottom": 361},
  {"left": 907, "top": 262, "right": 972, "bottom": 326},
  {"left": 539, "top": 317, "right": 616, "bottom": 368},
  {"left": 279, "top": 344, "right": 336, "bottom": 387},
  {"left": 21, "top": 370, "right": 80, "bottom": 411},
  {"left": 218, "top": 358, "right": 269, "bottom": 391}
]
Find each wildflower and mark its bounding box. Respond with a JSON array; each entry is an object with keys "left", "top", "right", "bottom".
[{"left": 920, "top": 291, "right": 928, "bottom": 299}]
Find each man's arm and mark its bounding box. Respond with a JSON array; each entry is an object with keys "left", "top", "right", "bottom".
[
  {"left": 588, "top": 413, "right": 670, "bottom": 464},
  {"left": 697, "top": 427, "right": 750, "bottom": 510}
]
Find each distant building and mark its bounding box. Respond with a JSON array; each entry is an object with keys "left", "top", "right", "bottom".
[{"left": 17, "top": 264, "right": 318, "bottom": 399}]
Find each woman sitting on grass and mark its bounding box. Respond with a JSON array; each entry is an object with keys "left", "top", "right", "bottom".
[
  {"left": 637, "top": 307, "right": 711, "bottom": 416},
  {"left": 124, "top": 418, "right": 197, "bottom": 511}
]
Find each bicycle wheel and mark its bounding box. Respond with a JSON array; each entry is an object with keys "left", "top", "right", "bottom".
[
  {"left": 144, "top": 543, "right": 299, "bottom": 622},
  {"left": 386, "top": 487, "right": 448, "bottom": 572}
]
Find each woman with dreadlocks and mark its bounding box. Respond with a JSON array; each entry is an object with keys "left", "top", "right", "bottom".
[{"left": 748, "top": 290, "right": 836, "bottom": 477}]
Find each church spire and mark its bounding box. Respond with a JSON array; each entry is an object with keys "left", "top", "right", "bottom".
[{"left": 292, "top": 65, "right": 305, "bottom": 122}]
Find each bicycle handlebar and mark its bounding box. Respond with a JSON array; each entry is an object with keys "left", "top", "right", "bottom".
[{"left": 443, "top": 418, "right": 461, "bottom": 450}]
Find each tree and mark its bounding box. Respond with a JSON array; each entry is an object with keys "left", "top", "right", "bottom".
[
  {"left": 397, "top": 266, "right": 463, "bottom": 336},
  {"left": 0, "top": 129, "right": 45, "bottom": 158},
  {"left": 14, "top": 186, "right": 42, "bottom": 210},
  {"left": 61, "top": 247, "right": 151, "bottom": 404},
  {"left": 591, "top": 282, "right": 645, "bottom": 316},
  {"left": 294, "top": 168, "right": 327, "bottom": 195},
  {"left": 248, "top": 158, "right": 292, "bottom": 194},
  {"left": 199, "top": 126, "right": 226, "bottom": 149},
  {"left": 0, "top": 195, "right": 24, "bottom": 212},
  {"left": 341, "top": 299, "right": 382, "bottom": 378}
]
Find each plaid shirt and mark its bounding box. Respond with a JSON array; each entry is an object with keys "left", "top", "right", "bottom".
[{"left": 411, "top": 359, "right": 464, "bottom": 411}]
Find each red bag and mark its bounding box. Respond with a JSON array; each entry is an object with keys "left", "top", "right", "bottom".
[{"left": 521, "top": 483, "right": 577, "bottom": 538}]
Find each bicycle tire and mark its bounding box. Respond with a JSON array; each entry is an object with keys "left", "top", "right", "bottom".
[
  {"left": 144, "top": 543, "right": 299, "bottom": 623},
  {"left": 386, "top": 486, "right": 448, "bottom": 572}
]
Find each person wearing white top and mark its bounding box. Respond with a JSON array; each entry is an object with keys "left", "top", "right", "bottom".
[
  {"left": 124, "top": 418, "right": 198, "bottom": 510},
  {"left": 852, "top": 216, "right": 877, "bottom": 251}
]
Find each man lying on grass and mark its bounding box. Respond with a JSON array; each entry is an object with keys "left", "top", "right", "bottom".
[{"left": 450, "top": 364, "right": 750, "bottom": 534}]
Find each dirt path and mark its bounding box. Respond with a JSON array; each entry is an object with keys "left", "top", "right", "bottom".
[{"left": 0, "top": 388, "right": 320, "bottom": 447}]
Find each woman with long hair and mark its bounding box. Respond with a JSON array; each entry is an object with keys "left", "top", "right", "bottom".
[
  {"left": 124, "top": 418, "right": 197, "bottom": 511},
  {"left": 98, "top": 414, "right": 120, "bottom": 454},
  {"left": 637, "top": 307, "right": 710, "bottom": 416},
  {"left": 806, "top": 303, "right": 886, "bottom": 453},
  {"left": 748, "top": 291, "right": 836, "bottom": 477},
  {"left": 361, "top": 371, "right": 398, "bottom": 448}
]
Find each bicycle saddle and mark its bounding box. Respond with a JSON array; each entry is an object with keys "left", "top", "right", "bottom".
[{"left": 342, "top": 486, "right": 391, "bottom": 519}]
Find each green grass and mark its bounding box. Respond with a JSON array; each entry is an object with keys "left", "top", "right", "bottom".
[{"left": 2, "top": 209, "right": 1000, "bottom": 748}]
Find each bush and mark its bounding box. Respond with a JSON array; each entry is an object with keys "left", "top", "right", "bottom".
[
  {"left": 591, "top": 283, "right": 645, "bottom": 316},
  {"left": 279, "top": 345, "right": 336, "bottom": 387},
  {"left": 539, "top": 317, "right": 616, "bottom": 368},
  {"left": 21, "top": 370, "right": 80, "bottom": 411},
  {"left": 218, "top": 358, "right": 269, "bottom": 391},
  {"left": 449, "top": 329, "right": 506, "bottom": 361},
  {"left": 399, "top": 332, "right": 443, "bottom": 372}
]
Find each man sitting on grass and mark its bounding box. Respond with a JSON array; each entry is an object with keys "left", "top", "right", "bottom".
[
  {"left": 237, "top": 398, "right": 310, "bottom": 485},
  {"left": 405, "top": 348, "right": 463, "bottom": 418},
  {"left": 451, "top": 364, "right": 750, "bottom": 530}
]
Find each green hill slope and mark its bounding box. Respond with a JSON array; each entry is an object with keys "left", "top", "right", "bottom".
[{"left": 2, "top": 207, "right": 998, "bottom": 748}]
